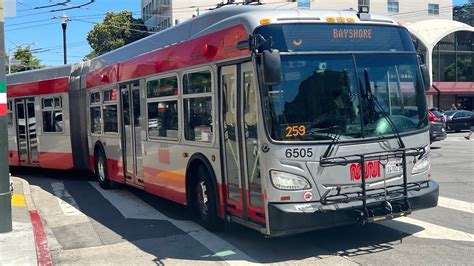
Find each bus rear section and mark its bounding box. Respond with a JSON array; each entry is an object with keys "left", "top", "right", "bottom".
[
  {"left": 6, "top": 66, "right": 76, "bottom": 170},
  {"left": 240, "top": 19, "right": 439, "bottom": 236}
]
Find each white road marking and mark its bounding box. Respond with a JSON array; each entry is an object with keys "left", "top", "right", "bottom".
[
  {"left": 90, "top": 182, "right": 258, "bottom": 265},
  {"left": 442, "top": 137, "right": 474, "bottom": 142},
  {"left": 381, "top": 216, "right": 474, "bottom": 242},
  {"left": 438, "top": 196, "right": 474, "bottom": 214},
  {"left": 51, "top": 182, "right": 84, "bottom": 216},
  {"left": 89, "top": 183, "right": 167, "bottom": 220}
]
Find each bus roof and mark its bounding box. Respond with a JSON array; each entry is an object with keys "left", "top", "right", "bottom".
[
  {"left": 7, "top": 6, "right": 399, "bottom": 87},
  {"left": 86, "top": 6, "right": 398, "bottom": 72}
]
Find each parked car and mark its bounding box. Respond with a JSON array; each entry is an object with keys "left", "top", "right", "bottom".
[
  {"left": 444, "top": 110, "right": 473, "bottom": 132},
  {"left": 428, "top": 110, "right": 447, "bottom": 143}
]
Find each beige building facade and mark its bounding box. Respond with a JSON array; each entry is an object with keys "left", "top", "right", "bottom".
[{"left": 141, "top": 0, "right": 453, "bottom": 31}]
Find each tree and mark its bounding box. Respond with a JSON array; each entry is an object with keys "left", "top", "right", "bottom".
[
  {"left": 453, "top": 2, "right": 473, "bottom": 26},
  {"left": 8, "top": 46, "right": 43, "bottom": 73},
  {"left": 86, "top": 11, "right": 149, "bottom": 59}
]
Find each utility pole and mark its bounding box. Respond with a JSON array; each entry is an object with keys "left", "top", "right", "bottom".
[
  {"left": 60, "top": 13, "right": 68, "bottom": 65},
  {"left": 0, "top": 0, "right": 13, "bottom": 234}
]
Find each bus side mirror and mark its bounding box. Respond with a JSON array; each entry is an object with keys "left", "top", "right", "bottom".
[
  {"left": 261, "top": 49, "right": 281, "bottom": 86},
  {"left": 420, "top": 64, "right": 430, "bottom": 91}
]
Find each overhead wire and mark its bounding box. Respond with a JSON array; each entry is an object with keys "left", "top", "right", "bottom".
[{"left": 5, "top": 22, "right": 58, "bottom": 32}]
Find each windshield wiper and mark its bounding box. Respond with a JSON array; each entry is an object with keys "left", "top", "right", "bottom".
[
  {"left": 364, "top": 69, "right": 405, "bottom": 149},
  {"left": 321, "top": 126, "right": 342, "bottom": 159}
]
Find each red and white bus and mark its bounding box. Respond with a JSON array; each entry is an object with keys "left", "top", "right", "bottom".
[{"left": 6, "top": 6, "right": 438, "bottom": 236}]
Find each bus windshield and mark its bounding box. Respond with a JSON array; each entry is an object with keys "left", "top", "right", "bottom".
[{"left": 262, "top": 54, "right": 428, "bottom": 141}]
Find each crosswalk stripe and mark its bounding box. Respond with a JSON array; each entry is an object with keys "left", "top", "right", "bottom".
[
  {"left": 381, "top": 216, "right": 474, "bottom": 242},
  {"left": 51, "top": 182, "right": 84, "bottom": 216},
  {"left": 438, "top": 196, "right": 474, "bottom": 214},
  {"left": 89, "top": 182, "right": 258, "bottom": 265}
]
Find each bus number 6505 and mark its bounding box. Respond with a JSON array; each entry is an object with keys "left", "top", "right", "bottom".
[{"left": 285, "top": 148, "right": 313, "bottom": 158}]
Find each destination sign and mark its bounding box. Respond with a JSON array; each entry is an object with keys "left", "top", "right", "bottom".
[
  {"left": 333, "top": 29, "right": 373, "bottom": 39},
  {"left": 254, "top": 24, "right": 414, "bottom": 52}
]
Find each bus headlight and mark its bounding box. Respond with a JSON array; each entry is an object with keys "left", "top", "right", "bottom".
[
  {"left": 270, "top": 171, "right": 311, "bottom": 190},
  {"left": 411, "top": 156, "right": 430, "bottom": 175}
]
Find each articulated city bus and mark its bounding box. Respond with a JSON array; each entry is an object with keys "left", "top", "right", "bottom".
[{"left": 6, "top": 6, "right": 438, "bottom": 236}]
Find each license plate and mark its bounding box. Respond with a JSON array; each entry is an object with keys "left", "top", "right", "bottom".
[{"left": 385, "top": 159, "right": 403, "bottom": 175}]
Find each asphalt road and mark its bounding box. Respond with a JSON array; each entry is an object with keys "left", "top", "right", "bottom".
[{"left": 11, "top": 132, "right": 474, "bottom": 265}]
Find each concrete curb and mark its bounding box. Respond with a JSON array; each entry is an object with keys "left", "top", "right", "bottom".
[{"left": 13, "top": 177, "right": 53, "bottom": 266}]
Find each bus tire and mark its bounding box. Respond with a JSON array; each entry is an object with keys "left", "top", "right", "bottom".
[
  {"left": 195, "top": 166, "right": 222, "bottom": 231},
  {"left": 95, "top": 149, "right": 113, "bottom": 190}
]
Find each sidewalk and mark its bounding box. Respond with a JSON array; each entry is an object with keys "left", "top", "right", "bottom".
[{"left": 0, "top": 176, "right": 51, "bottom": 265}]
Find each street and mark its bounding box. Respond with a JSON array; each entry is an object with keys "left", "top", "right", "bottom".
[{"left": 10, "top": 132, "right": 474, "bottom": 265}]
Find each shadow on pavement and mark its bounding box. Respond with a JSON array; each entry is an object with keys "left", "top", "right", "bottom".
[{"left": 10, "top": 166, "right": 416, "bottom": 264}]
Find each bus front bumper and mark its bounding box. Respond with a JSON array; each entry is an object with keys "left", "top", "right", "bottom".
[{"left": 267, "top": 180, "right": 439, "bottom": 237}]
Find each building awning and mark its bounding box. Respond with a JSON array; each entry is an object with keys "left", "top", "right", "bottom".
[{"left": 427, "top": 82, "right": 474, "bottom": 95}]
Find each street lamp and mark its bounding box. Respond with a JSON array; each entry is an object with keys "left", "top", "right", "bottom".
[
  {"left": 60, "top": 13, "right": 69, "bottom": 65},
  {"left": 7, "top": 42, "right": 37, "bottom": 74}
]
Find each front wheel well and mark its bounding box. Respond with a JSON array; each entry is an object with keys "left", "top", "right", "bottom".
[
  {"left": 185, "top": 154, "right": 219, "bottom": 209},
  {"left": 93, "top": 141, "right": 105, "bottom": 159}
]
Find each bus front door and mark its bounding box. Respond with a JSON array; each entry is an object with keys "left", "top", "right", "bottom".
[
  {"left": 120, "top": 82, "right": 144, "bottom": 187},
  {"left": 15, "top": 98, "right": 39, "bottom": 166},
  {"left": 221, "top": 62, "right": 265, "bottom": 225}
]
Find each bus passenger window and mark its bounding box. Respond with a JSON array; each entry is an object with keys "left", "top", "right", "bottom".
[
  {"left": 103, "top": 105, "right": 118, "bottom": 133},
  {"left": 7, "top": 101, "right": 13, "bottom": 127},
  {"left": 90, "top": 91, "right": 102, "bottom": 134},
  {"left": 183, "top": 71, "right": 213, "bottom": 142},
  {"left": 103, "top": 88, "right": 118, "bottom": 134},
  {"left": 146, "top": 76, "right": 179, "bottom": 140},
  {"left": 147, "top": 76, "right": 178, "bottom": 98},
  {"left": 90, "top": 106, "right": 102, "bottom": 134},
  {"left": 147, "top": 101, "right": 178, "bottom": 139},
  {"left": 183, "top": 71, "right": 211, "bottom": 94},
  {"left": 90, "top": 91, "right": 101, "bottom": 104},
  {"left": 42, "top": 96, "right": 63, "bottom": 133},
  {"left": 184, "top": 97, "right": 213, "bottom": 142}
]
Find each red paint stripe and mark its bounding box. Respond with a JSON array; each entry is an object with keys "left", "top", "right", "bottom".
[
  {"left": 85, "top": 64, "right": 119, "bottom": 89},
  {"left": 86, "top": 24, "right": 250, "bottom": 89},
  {"left": 38, "top": 152, "right": 74, "bottom": 170},
  {"left": 7, "top": 77, "right": 69, "bottom": 98},
  {"left": 0, "top": 104, "right": 6, "bottom": 115},
  {"left": 29, "top": 210, "right": 53, "bottom": 266},
  {"left": 8, "top": 150, "right": 20, "bottom": 166}
]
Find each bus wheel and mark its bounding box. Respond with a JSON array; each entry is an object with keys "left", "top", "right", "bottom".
[
  {"left": 95, "top": 150, "right": 113, "bottom": 189},
  {"left": 195, "top": 166, "right": 222, "bottom": 231}
]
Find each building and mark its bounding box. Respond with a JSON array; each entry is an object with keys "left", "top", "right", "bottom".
[
  {"left": 408, "top": 20, "right": 474, "bottom": 111},
  {"left": 140, "top": 0, "right": 473, "bottom": 110},
  {"left": 141, "top": 0, "right": 453, "bottom": 31}
]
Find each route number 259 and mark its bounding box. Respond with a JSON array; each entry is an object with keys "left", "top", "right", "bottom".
[
  {"left": 286, "top": 125, "right": 306, "bottom": 138},
  {"left": 285, "top": 148, "right": 313, "bottom": 158}
]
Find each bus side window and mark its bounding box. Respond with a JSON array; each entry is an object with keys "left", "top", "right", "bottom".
[
  {"left": 103, "top": 88, "right": 118, "bottom": 134},
  {"left": 90, "top": 91, "right": 102, "bottom": 134},
  {"left": 7, "top": 101, "right": 13, "bottom": 127},
  {"left": 183, "top": 71, "right": 213, "bottom": 143},
  {"left": 146, "top": 76, "right": 179, "bottom": 139},
  {"left": 42, "top": 96, "right": 63, "bottom": 133}
]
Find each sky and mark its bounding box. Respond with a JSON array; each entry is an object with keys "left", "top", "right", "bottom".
[
  {"left": 5, "top": 0, "right": 471, "bottom": 67},
  {"left": 5, "top": 0, "right": 139, "bottom": 66}
]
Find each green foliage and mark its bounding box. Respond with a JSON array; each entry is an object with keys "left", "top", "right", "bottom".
[
  {"left": 453, "top": 2, "right": 473, "bottom": 26},
  {"left": 443, "top": 57, "right": 472, "bottom": 82},
  {"left": 8, "top": 46, "right": 43, "bottom": 73},
  {"left": 86, "top": 11, "right": 149, "bottom": 59}
]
